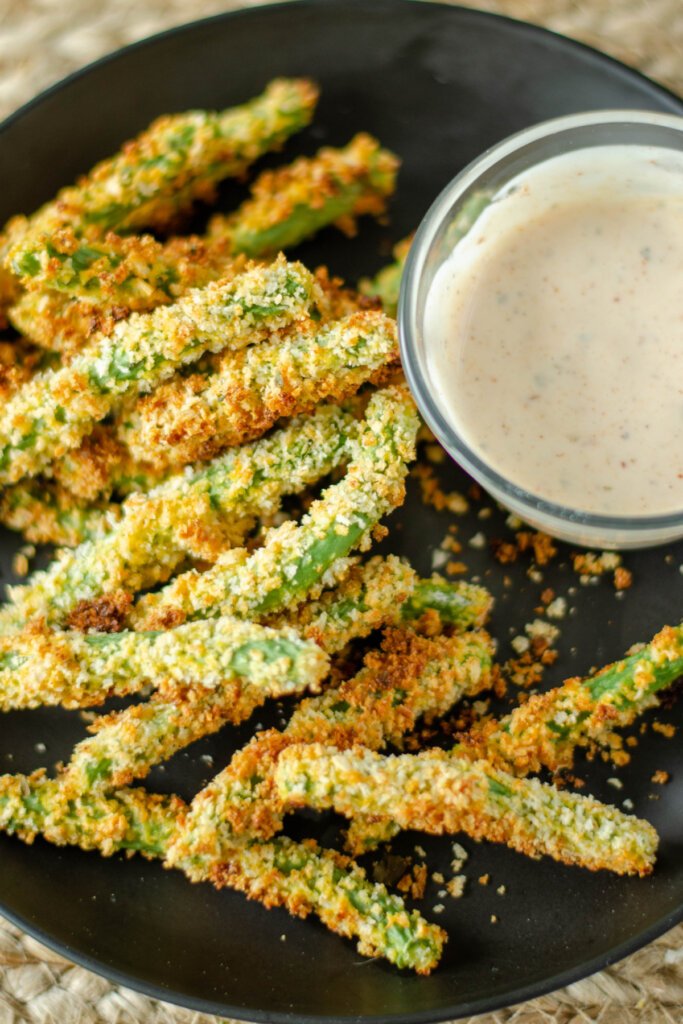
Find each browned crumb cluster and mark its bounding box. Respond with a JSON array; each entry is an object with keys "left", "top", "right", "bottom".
[
  {"left": 66, "top": 591, "right": 132, "bottom": 633},
  {"left": 651, "top": 721, "right": 676, "bottom": 738},
  {"left": 572, "top": 551, "right": 632, "bottom": 591},
  {"left": 397, "top": 862, "right": 428, "bottom": 899},
  {"left": 412, "top": 463, "right": 469, "bottom": 514},
  {"left": 504, "top": 636, "right": 559, "bottom": 690},
  {"left": 572, "top": 551, "right": 619, "bottom": 576},
  {"left": 490, "top": 530, "right": 557, "bottom": 567},
  {"left": 614, "top": 567, "right": 633, "bottom": 591}
]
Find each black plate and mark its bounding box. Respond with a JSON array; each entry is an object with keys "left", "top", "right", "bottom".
[{"left": 0, "top": 2, "right": 681, "bottom": 1021}]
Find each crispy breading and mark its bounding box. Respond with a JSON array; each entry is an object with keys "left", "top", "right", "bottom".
[
  {"left": 459, "top": 624, "right": 683, "bottom": 776},
  {"left": 166, "top": 627, "right": 493, "bottom": 864},
  {"left": 0, "top": 258, "right": 318, "bottom": 485},
  {"left": 66, "top": 592, "right": 132, "bottom": 633},
  {"left": 0, "top": 403, "right": 356, "bottom": 635},
  {"left": 120, "top": 309, "right": 399, "bottom": 471},
  {"left": 275, "top": 745, "right": 659, "bottom": 876}
]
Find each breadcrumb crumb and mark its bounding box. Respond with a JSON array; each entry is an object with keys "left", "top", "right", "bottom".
[
  {"left": 614, "top": 567, "right": 633, "bottom": 591},
  {"left": 446, "top": 876, "right": 467, "bottom": 898}
]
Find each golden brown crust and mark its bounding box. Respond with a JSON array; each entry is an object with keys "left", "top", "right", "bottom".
[{"left": 66, "top": 591, "right": 132, "bottom": 633}]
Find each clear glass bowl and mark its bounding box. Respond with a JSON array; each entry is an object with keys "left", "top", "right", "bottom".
[{"left": 399, "top": 109, "right": 683, "bottom": 549}]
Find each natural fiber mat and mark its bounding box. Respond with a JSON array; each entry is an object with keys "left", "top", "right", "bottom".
[{"left": 0, "top": 1, "right": 681, "bottom": 1022}]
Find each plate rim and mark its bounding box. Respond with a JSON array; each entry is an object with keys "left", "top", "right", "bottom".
[
  {"left": 1, "top": 889, "right": 682, "bottom": 1024},
  {"left": 0, "top": 1, "right": 681, "bottom": 1020}
]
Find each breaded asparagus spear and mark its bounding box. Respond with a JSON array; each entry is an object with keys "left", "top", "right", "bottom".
[
  {"left": 0, "top": 480, "right": 117, "bottom": 547},
  {"left": 51, "top": 424, "right": 169, "bottom": 501},
  {"left": 275, "top": 745, "right": 659, "bottom": 877},
  {"left": 58, "top": 561, "right": 488, "bottom": 798},
  {"left": 0, "top": 774, "right": 444, "bottom": 974},
  {"left": 0, "top": 616, "right": 329, "bottom": 711},
  {"left": 0, "top": 401, "right": 356, "bottom": 634},
  {"left": 6, "top": 79, "right": 318, "bottom": 244},
  {"left": 129, "top": 385, "right": 418, "bottom": 631},
  {"left": 400, "top": 575, "right": 492, "bottom": 631},
  {"left": 459, "top": 624, "right": 683, "bottom": 776},
  {"left": 8, "top": 134, "right": 395, "bottom": 356},
  {"left": 269, "top": 557, "right": 492, "bottom": 646},
  {"left": 208, "top": 132, "right": 398, "bottom": 255},
  {"left": 7, "top": 232, "right": 238, "bottom": 356},
  {"left": 0, "top": 257, "right": 316, "bottom": 484},
  {"left": 56, "top": 561, "right": 443, "bottom": 797},
  {"left": 167, "top": 628, "right": 494, "bottom": 865},
  {"left": 120, "top": 309, "right": 399, "bottom": 470},
  {"left": 269, "top": 554, "right": 418, "bottom": 648}
]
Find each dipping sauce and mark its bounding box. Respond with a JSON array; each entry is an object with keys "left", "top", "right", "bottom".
[{"left": 425, "top": 145, "right": 683, "bottom": 516}]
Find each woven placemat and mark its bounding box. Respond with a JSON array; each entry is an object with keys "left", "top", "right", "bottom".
[{"left": 0, "top": 1, "right": 681, "bottom": 1021}]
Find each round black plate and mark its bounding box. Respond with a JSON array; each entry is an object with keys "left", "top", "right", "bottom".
[{"left": 0, "top": 3, "right": 681, "bottom": 1021}]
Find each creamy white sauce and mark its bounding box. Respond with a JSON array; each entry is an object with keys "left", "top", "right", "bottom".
[{"left": 425, "top": 144, "right": 683, "bottom": 516}]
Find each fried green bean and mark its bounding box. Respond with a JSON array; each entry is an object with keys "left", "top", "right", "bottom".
[
  {"left": 54, "top": 562, "right": 493, "bottom": 794},
  {"left": 349, "top": 621, "right": 679, "bottom": 855},
  {"left": 50, "top": 424, "right": 169, "bottom": 501},
  {"left": 269, "top": 554, "right": 416, "bottom": 649},
  {"left": 57, "top": 577, "right": 453, "bottom": 797},
  {"left": 0, "top": 257, "right": 316, "bottom": 484},
  {"left": 9, "top": 229, "right": 227, "bottom": 303},
  {"left": 58, "top": 557, "right": 482, "bottom": 799},
  {"left": 166, "top": 627, "right": 493, "bottom": 866},
  {"left": 0, "top": 337, "right": 48, "bottom": 399},
  {"left": 57, "top": 687, "right": 268, "bottom": 799},
  {"left": 120, "top": 309, "right": 399, "bottom": 470},
  {"left": 188, "top": 834, "right": 446, "bottom": 975},
  {"left": 0, "top": 773, "right": 181, "bottom": 857},
  {"left": 209, "top": 132, "right": 398, "bottom": 255},
  {"left": 129, "top": 385, "right": 418, "bottom": 631},
  {"left": 460, "top": 623, "right": 683, "bottom": 776},
  {"left": 9, "top": 134, "right": 395, "bottom": 356},
  {"left": 13, "top": 135, "right": 395, "bottom": 302},
  {"left": 0, "top": 480, "right": 117, "bottom": 547},
  {"left": 0, "top": 773, "right": 444, "bottom": 974},
  {"left": 5, "top": 79, "right": 318, "bottom": 247},
  {"left": 272, "top": 566, "right": 492, "bottom": 647},
  {"left": 7, "top": 233, "right": 238, "bottom": 356},
  {"left": 0, "top": 79, "right": 317, "bottom": 325},
  {"left": 0, "top": 401, "right": 356, "bottom": 634},
  {"left": 275, "top": 745, "right": 659, "bottom": 876},
  {"left": 17, "top": 267, "right": 368, "bottom": 505},
  {"left": 400, "top": 575, "right": 492, "bottom": 631},
  {"left": 0, "top": 616, "right": 329, "bottom": 711}
]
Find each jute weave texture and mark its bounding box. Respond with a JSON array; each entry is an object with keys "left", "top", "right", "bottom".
[{"left": 0, "top": 1, "right": 681, "bottom": 1022}]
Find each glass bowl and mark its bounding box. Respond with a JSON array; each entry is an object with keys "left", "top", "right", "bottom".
[{"left": 399, "top": 109, "right": 683, "bottom": 549}]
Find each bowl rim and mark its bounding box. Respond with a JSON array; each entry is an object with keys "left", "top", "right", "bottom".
[{"left": 399, "top": 107, "right": 683, "bottom": 537}]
